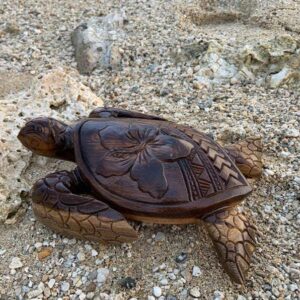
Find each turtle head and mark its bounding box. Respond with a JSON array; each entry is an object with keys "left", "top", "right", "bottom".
[{"left": 18, "top": 117, "right": 74, "bottom": 161}]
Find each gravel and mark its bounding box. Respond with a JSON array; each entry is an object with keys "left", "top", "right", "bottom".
[{"left": 0, "top": 0, "right": 299, "bottom": 299}]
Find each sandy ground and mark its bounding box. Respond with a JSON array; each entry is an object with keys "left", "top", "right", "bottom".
[{"left": 0, "top": 0, "right": 299, "bottom": 299}]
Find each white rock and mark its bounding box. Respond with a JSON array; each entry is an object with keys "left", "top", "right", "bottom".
[
  {"left": 9, "top": 257, "right": 23, "bottom": 269},
  {"left": 264, "top": 205, "right": 272, "bottom": 214},
  {"left": 27, "top": 286, "right": 44, "bottom": 299},
  {"left": 77, "top": 252, "right": 86, "bottom": 261},
  {"left": 289, "top": 283, "right": 298, "bottom": 291},
  {"left": 91, "top": 249, "right": 98, "bottom": 257},
  {"left": 97, "top": 268, "right": 110, "bottom": 283},
  {"left": 155, "top": 232, "right": 165, "bottom": 241},
  {"left": 148, "top": 296, "right": 156, "bottom": 300},
  {"left": 264, "top": 169, "right": 275, "bottom": 176},
  {"left": 294, "top": 177, "right": 300, "bottom": 185},
  {"left": 87, "top": 292, "right": 95, "bottom": 300},
  {"left": 189, "top": 287, "right": 201, "bottom": 298},
  {"left": 0, "top": 67, "right": 103, "bottom": 223},
  {"left": 153, "top": 286, "right": 162, "bottom": 297},
  {"left": 285, "top": 128, "right": 299, "bottom": 138},
  {"left": 48, "top": 278, "right": 55, "bottom": 289},
  {"left": 61, "top": 281, "right": 70, "bottom": 292},
  {"left": 213, "top": 291, "right": 225, "bottom": 300},
  {"left": 71, "top": 10, "right": 127, "bottom": 74},
  {"left": 192, "top": 266, "right": 202, "bottom": 277},
  {"left": 79, "top": 293, "right": 87, "bottom": 300},
  {"left": 34, "top": 242, "right": 43, "bottom": 249},
  {"left": 160, "top": 278, "right": 168, "bottom": 285},
  {"left": 99, "top": 293, "right": 110, "bottom": 300}
]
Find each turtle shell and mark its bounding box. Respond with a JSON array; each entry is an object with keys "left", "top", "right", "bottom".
[{"left": 74, "top": 118, "right": 252, "bottom": 218}]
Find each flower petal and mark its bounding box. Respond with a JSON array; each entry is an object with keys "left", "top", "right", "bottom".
[
  {"left": 149, "top": 134, "right": 193, "bottom": 161},
  {"left": 131, "top": 152, "right": 168, "bottom": 199},
  {"left": 96, "top": 150, "right": 136, "bottom": 177},
  {"left": 99, "top": 125, "right": 138, "bottom": 150},
  {"left": 127, "top": 124, "right": 158, "bottom": 143}
]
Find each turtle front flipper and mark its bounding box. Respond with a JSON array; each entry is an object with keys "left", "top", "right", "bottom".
[
  {"left": 31, "top": 169, "right": 138, "bottom": 243},
  {"left": 89, "top": 107, "right": 166, "bottom": 120},
  {"left": 203, "top": 207, "right": 257, "bottom": 284},
  {"left": 224, "top": 137, "right": 263, "bottom": 178}
]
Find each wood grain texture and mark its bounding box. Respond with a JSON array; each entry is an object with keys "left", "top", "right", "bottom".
[
  {"left": 224, "top": 138, "right": 263, "bottom": 178},
  {"left": 19, "top": 108, "right": 261, "bottom": 284},
  {"left": 89, "top": 107, "right": 166, "bottom": 120},
  {"left": 31, "top": 170, "right": 138, "bottom": 242},
  {"left": 74, "top": 118, "right": 251, "bottom": 218},
  {"left": 204, "top": 207, "right": 257, "bottom": 284}
]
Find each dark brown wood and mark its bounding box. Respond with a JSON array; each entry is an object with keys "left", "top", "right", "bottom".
[
  {"left": 89, "top": 107, "right": 166, "bottom": 120},
  {"left": 74, "top": 118, "right": 251, "bottom": 218},
  {"left": 31, "top": 169, "right": 138, "bottom": 242},
  {"left": 18, "top": 107, "right": 262, "bottom": 284}
]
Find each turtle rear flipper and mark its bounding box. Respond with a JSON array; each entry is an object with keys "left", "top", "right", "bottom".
[
  {"left": 203, "top": 207, "right": 257, "bottom": 284},
  {"left": 225, "top": 137, "right": 263, "bottom": 178},
  {"left": 31, "top": 169, "right": 138, "bottom": 243}
]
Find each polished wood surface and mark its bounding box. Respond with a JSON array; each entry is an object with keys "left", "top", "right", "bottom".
[
  {"left": 74, "top": 118, "right": 251, "bottom": 218},
  {"left": 18, "top": 107, "right": 262, "bottom": 284}
]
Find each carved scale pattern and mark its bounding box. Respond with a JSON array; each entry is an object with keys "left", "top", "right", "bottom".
[
  {"left": 31, "top": 171, "right": 138, "bottom": 243},
  {"left": 225, "top": 138, "right": 263, "bottom": 178},
  {"left": 204, "top": 208, "right": 257, "bottom": 284}
]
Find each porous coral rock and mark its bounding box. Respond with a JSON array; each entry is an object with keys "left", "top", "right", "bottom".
[{"left": 0, "top": 67, "right": 103, "bottom": 222}]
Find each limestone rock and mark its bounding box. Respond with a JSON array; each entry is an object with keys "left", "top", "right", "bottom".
[
  {"left": 71, "top": 10, "right": 127, "bottom": 74},
  {"left": 0, "top": 67, "right": 103, "bottom": 223},
  {"left": 179, "top": 35, "right": 300, "bottom": 88}
]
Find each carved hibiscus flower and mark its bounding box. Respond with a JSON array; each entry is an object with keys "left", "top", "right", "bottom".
[{"left": 97, "top": 124, "right": 193, "bottom": 198}]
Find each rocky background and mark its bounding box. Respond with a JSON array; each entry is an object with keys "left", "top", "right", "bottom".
[{"left": 0, "top": 0, "right": 299, "bottom": 299}]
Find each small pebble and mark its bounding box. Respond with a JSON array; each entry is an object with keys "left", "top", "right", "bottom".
[
  {"left": 48, "top": 278, "right": 55, "bottom": 289},
  {"left": 153, "top": 286, "right": 162, "bottom": 298},
  {"left": 160, "top": 278, "right": 168, "bottom": 285},
  {"left": 213, "top": 291, "right": 225, "bottom": 300},
  {"left": 189, "top": 287, "right": 201, "bottom": 298},
  {"left": 120, "top": 277, "right": 136, "bottom": 289},
  {"left": 9, "top": 257, "right": 23, "bottom": 269},
  {"left": 289, "top": 283, "right": 298, "bottom": 291},
  {"left": 155, "top": 232, "right": 166, "bottom": 241},
  {"left": 38, "top": 247, "right": 53, "bottom": 260},
  {"left": 99, "top": 293, "right": 110, "bottom": 300},
  {"left": 61, "top": 281, "right": 70, "bottom": 292},
  {"left": 97, "top": 268, "right": 109, "bottom": 283},
  {"left": 77, "top": 252, "right": 86, "bottom": 261},
  {"left": 166, "top": 295, "right": 177, "bottom": 300},
  {"left": 175, "top": 252, "right": 187, "bottom": 263},
  {"left": 192, "top": 266, "right": 202, "bottom": 277}
]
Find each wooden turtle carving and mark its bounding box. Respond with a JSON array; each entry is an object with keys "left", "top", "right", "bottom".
[{"left": 18, "top": 107, "right": 263, "bottom": 284}]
